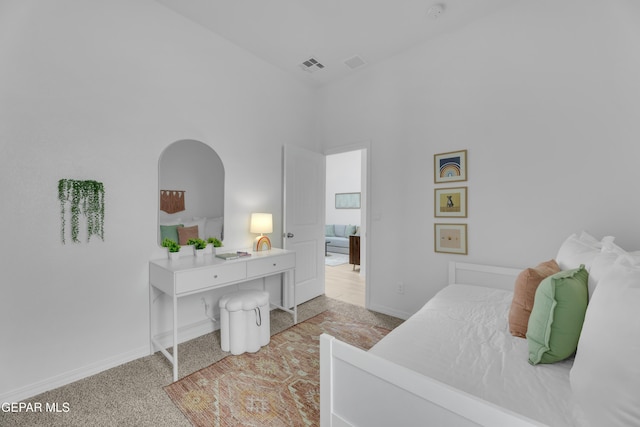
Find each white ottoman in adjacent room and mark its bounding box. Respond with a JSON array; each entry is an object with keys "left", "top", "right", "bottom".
[{"left": 219, "top": 290, "right": 270, "bottom": 355}]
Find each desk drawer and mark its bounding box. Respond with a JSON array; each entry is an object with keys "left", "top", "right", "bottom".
[
  {"left": 247, "top": 253, "right": 295, "bottom": 278},
  {"left": 175, "top": 263, "right": 246, "bottom": 294}
]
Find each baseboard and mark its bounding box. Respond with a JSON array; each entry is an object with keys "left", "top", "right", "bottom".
[
  {"left": 367, "top": 302, "right": 411, "bottom": 320},
  {"left": 0, "top": 345, "right": 149, "bottom": 404}
]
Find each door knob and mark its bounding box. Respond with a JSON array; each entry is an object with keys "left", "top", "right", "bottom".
[{"left": 285, "top": 232, "right": 294, "bottom": 238}]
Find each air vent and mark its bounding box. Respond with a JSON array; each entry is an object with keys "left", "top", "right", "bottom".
[
  {"left": 344, "top": 55, "right": 366, "bottom": 70},
  {"left": 299, "top": 57, "right": 325, "bottom": 73}
]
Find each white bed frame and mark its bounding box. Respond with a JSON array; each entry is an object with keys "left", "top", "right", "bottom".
[{"left": 320, "top": 262, "right": 548, "bottom": 427}]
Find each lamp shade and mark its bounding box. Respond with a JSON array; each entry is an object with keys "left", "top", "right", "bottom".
[{"left": 250, "top": 213, "right": 273, "bottom": 234}]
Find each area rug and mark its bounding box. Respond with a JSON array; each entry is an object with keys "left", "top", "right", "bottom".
[
  {"left": 324, "top": 252, "right": 349, "bottom": 266},
  {"left": 165, "top": 310, "right": 390, "bottom": 427}
]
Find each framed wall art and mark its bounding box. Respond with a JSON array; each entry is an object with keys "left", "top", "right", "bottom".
[
  {"left": 434, "top": 149, "right": 467, "bottom": 183},
  {"left": 335, "top": 192, "right": 361, "bottom": 209},
  {"left": 434, "top": 223, "right": 467, "bottom": 255},
  {"left": 434, "top": 187, "right": 467, "bottom": 218}
]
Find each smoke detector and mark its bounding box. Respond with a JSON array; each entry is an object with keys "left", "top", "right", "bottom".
[
  {"left": 299, "top": 57, "right": 325, "bottom": 73},
  {"left": 427, "top": 3, "right": 445, "bottom": 19}
]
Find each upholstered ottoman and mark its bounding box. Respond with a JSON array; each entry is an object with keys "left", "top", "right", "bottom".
[{"left": 219, "top": 290, "right": 270, "bottom": 355}]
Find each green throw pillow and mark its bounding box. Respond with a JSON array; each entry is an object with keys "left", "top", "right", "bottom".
[
  {"left": 526, "top": 265, "right": 589, "bottom": 365},
  {"left": 325, "top": 224, "right": 335, "bottom": 237},
  {"left": 160, "top": 224, "right": 183, "bottom": 243},
  {"left": 345, "top": 224, "right": 357, "bottom": 235}
]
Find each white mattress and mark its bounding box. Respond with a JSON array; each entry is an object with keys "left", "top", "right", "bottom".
[{"left": 370, "top": 284, "right": 588, "bottom": 427}]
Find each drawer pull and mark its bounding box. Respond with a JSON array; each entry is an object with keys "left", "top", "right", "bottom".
[
  {"left": 213, "top": 275, "right": 218, "bottom": 279},
  {"left": 273, "top": 263, "right": 277, "bottom": 266}
]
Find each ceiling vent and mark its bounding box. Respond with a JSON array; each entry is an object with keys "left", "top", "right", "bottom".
[
  {"left": 344, "top": 55, "right": 367, "bottom": 70},
  {"left": 299, "top": 57, "right": 325, "bottom": 73}
]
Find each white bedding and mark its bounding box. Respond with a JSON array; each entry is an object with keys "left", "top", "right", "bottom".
[{"left": 370, "top": 284, "right": 588, "bottom": 427}]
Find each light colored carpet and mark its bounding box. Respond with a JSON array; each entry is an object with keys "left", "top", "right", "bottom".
[
  {"left": 324, "top": 252, "right": 349, "bottom": 266},
  {"left": 165, "top": 310, "right": 391, "bottom": 426},
  {"left": 0, "top": 296, "right": 402, "bottom": 427}
]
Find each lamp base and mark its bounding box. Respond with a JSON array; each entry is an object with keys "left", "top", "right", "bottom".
[{"left": 254, "top": 235, "right": 271, "bottom": 251}]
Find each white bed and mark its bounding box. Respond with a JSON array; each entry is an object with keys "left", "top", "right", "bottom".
[{"left": 321, "top": 262, "right": 584, "bottom": 427}]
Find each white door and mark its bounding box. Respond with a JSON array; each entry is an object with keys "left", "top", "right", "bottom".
[{"left": 283, "top": 145, "right": 326, "bottom": 305}]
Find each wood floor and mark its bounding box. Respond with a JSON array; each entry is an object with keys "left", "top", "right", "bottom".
[{"left": 325, "top": 257, "right": 365, "bottom": 307}]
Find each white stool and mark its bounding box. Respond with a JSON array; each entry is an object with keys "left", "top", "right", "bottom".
[{"left": 219, "top": 290, "right": 270, "bottom": 355}]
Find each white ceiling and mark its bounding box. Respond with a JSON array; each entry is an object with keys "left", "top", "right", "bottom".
[{"left": 155, "top": 0, "right": 513, "bottom": 87}]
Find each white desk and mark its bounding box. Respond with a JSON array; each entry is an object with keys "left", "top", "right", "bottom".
[{"left": 149, "top": 248, "right": 296, "bottom": 381}]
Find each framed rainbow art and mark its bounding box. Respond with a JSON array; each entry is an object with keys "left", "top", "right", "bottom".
[{"left": 434, "top": 149, "right": 467, "bottom": 183}]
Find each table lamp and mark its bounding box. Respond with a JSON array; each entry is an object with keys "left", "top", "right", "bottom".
[{"left": 250, "top": 213, "right": 273, "bottom": 251}]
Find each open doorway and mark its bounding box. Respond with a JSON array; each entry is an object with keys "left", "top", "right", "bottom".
[{"left": 324, "top": 149, "right": 367, "bottom": 307}]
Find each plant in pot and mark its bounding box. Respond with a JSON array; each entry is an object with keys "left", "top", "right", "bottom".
[
  {"left": 206, "top": 237, "right": 223, "bottom": 253},
  {"left": 162, "top": 238, "right": 181, "bottom": 261},
  {"left": 187, "top": 238, "right": 208, "bottom": 256}
]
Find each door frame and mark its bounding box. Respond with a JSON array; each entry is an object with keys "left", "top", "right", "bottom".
[{"left": 325, "top": 141, "right": 371, "bottom": 309}]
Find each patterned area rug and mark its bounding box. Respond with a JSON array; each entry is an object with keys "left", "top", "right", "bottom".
[
  {"left": 324, "top": 252, "right": 349, "bottom": 266},
  {"left": 165, "top": 310, "right": 390, "bottom": 427}
]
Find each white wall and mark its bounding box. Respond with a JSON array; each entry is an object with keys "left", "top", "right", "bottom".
[
  {"left": 0, "top": 0, "right": 317, "bottom": 401},
  {"left": 326, "top": 150, "right": 362, "bottom": 225},
  {"left": 318, "top": 0, "right": 640, "bottom": 318}
]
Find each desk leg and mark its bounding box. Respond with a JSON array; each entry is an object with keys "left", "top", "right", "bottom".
[
  {"left": 289, "top": 269, "right": 297, "bottom": 324},
  {"left": 149, "top": 285, "right": 154, "bottom": 355},
  {"left": 172, "top": 294, "right": 178, "bottom": 382}
]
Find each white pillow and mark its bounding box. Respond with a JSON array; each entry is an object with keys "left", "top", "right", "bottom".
[
  {"left": 198, "top": 216, "right": 223, "bottom": 240},
  {"left": 587, "top": 250, "right": 618, "bottom": 299},
  {"left": 555, "top": 232, "right": 610, "bottom": 271},
  {"left": 159, "top": 217, "right": 182, "bottom": 226},
  {"left": 570, "top": 258, "right": 640, "bottom": 426}
]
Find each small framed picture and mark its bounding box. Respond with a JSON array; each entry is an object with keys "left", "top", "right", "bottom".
[
  {"left": 435, "top": 187, "right": 467, "bottom": 218},
  {"left": 434, "top": 149, "right": 467, "bottom": 183},
  {"left": 335, "top": 192, "right": 361, "bottom": 209},
  {"left": 435, "top": 223, "right": 468, "bottom": 255}
]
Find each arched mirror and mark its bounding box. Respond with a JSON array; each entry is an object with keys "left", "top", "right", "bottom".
[{"left": 158, "top": 140, "right": 224, "bottom": 245}]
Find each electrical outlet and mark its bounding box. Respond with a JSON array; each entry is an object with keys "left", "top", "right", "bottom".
[{"left": 396, "top": 282, "right": 405, "bottom": 294}]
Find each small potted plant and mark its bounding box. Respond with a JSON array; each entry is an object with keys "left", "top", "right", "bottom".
[
  {"left": 206, "top": 237, "right": 223, "bottom": 254},
  {"left": 187, "top": 238, "right": 208, "bottom": 256},
  {"left": 162, "top": 238, "right": 181, "bottom": 261}
]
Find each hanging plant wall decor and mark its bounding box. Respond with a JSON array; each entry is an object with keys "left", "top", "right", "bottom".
[{"left": 58, "top": 179, "right": 105, "bottom": 244}]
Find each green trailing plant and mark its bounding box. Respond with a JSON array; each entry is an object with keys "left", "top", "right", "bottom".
[
  {"left": 58, "top": 179, "right": 105, "bottom": 244},
  {"left": 187, "top": 238, "right": 207, "bottom": 250},
  {"left": 207, "top": 237, "right": 223, "bottom": 247},
  {"left": 162, "top": 238, "right": 180, "bottom": 253}
]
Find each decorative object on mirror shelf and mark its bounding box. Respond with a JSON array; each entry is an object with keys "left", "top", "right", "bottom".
[
  {"left": 434, "top": 223, "right": 468, "bottom": 255},
  {"left": 250, "top": 212, "right": 273, "bottom": 251},
  {"left": 58, "top": 179, "right": 105, "bottom": 244},
  {"left": 434, "top": 187, "right": 467, "bottom": 218},
  {"left": 162, "top": 238, "right": 181, "bottom": 261},
  {"left": 434, "top": 149, "right": 467, "bottom": 183},
  {"left": 160, "top": 190, "right": 185, "bottom": 214},
  {"left": 206, "top": 237, "right": 223, "bottom": 254},
  {"left": 187, "top": 238, "right": 207, "bottom": 256}
]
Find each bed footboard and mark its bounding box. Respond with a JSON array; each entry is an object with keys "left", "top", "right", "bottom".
[{"left": 319, "top": 336, "right": 544, "bottom": 427}]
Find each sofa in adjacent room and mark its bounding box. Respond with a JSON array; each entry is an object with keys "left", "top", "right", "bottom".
[{"left": 325, "top": 224, "right": 358, "bottom": 254}]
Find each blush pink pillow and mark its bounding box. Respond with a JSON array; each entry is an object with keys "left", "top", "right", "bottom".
[
  {"left": 508, "top": 259, "right": 561, "bottom": 338},
  {"left": 177, "top": 225, "right": 199, "bottom": 246}
]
